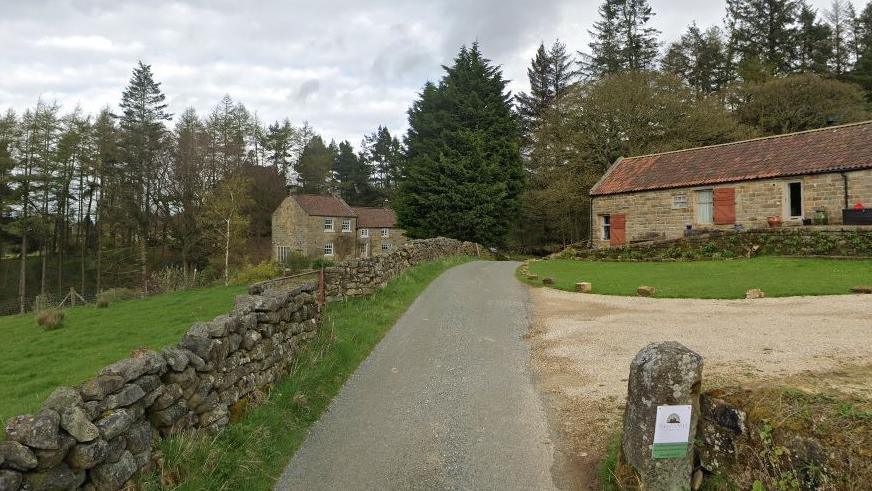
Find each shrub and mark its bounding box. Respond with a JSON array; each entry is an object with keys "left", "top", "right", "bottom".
[
  {"left": 282, "top": 252, "right": 311, "bottom": 273},
  {"left": 96, "top": 297, "right": 110, "bottom": 309},
  {"left": 232, "top": 260, "right": 281, "bottom": 285},
  {"left": 311, "top": 258, "right": 336, "bottom": 270},
  {"left": 97, "top": 288, "right": 138, "bottom": 305},
  {"left": 36, "top": 308, "right": 65, "bottom": 330}
]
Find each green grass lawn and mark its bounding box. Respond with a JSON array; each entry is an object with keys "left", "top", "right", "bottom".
[
  {"left": 0, "top": 284, "right": 247, "bottom": 425},
  {"left": 521, "top": 257, "right": 872, "bottom": 299},
  {"left": 141, "top": 257, "right": 471, "bottom": 490}
]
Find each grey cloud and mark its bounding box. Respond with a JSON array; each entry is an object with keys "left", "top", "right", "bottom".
[{"left": 295, "top": 79, "right": 321, "bottom": 102}]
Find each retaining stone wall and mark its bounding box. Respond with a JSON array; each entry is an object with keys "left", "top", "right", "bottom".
[
  {"left": 558, "top": 226, "right": 872, "bottom": 261},
  {"left": 697, "top": 389, "right": 868, "bottom": 489},
  {"left": 0, "top": 237, "right": 483, "bottom": 491},
  {"left": 0, "top": 285, "right": 319, "bottom": 491}
]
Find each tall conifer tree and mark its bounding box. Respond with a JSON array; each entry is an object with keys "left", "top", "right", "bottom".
[
  {"left": 116, "top": 61, "right": 171, "bottom": 293},
  {"left": 796, "top": 2, "right": 833, "bottom": 74},
  {"left": 582, "top": 0, "right": 660, "bottom": 77},
  {"left": 726, "top": 0, "right": 801, "bottom": 76},
  {"left": 517, "top": 41, "right": 577, "bottom": 145},
  {"left": 397, "top": 44, "right": 523, "bottom": 246}
]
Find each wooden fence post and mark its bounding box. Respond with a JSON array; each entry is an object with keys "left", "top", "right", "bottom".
[{"left": 317, "top": 267, "right": 326, "bottom": 307}]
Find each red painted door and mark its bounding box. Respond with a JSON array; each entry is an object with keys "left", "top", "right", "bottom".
[
  {"left": 610, "top": 214, "right": 626, "bottom": 246},
  {"left": 713, "top": 188, "right": 736, "bottom": 225}
]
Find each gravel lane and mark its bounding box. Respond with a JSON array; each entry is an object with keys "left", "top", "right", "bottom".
[{"left": 275, "top": 261, "right": 558, "bottom": 491}]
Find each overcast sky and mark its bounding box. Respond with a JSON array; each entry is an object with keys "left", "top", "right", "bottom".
[{"left": 0, "top": 0, "right": 857, "bottom": 147}]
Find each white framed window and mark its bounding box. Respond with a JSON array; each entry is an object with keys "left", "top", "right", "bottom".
[
  {"left": 601, "top": 215, "right": 611, "bottom": 240},
  {"left": 381, "top": 228, "right": 389, "bottom": 238},
  {"left": 276, "top": 245, "right": 291, "bottom": 263},
  {"left": 323, "top": 243, "right": 334, "bottom": 256},
  {"left": 672, "top": 194, "right": 688, "bottom": 209},
  {"left": 360, "top": 228, "right": 369, "bottom": 238},
  {"left": 341, "top": 219, "right": 351, "bottom": 232},
  {"left": 786, "top": 181, "right": 803, "bottom": 218},
  {"left": 696, "top": 190, "right": 713, "bottom": 224},
  {"left": 381, "top": 243, "right": 392, "bottom": 251},
  {"left": 324, "top": 218, "right": 334, "bottom": 232}
]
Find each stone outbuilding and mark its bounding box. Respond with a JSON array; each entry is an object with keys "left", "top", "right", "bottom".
[
  {"left": 271, "top": 194, "right": 407, "bottom": 262},
  {"left": 589, "top": 121, "right": 872, "bottom": 248}
]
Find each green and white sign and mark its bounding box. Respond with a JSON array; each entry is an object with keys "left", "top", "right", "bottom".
[{"left": 652, "top": 404, "right": 692, "bottom": 459}]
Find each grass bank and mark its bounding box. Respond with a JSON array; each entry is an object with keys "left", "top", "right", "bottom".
[
  {"left": 0, "top": 284, "right": 246, "bottom": 425},
  {"left": 142, "top": 256, "right": 472, "bottom": 490},
  {"left": 521, "top": 257, "right": 872, "bottom": 299}
]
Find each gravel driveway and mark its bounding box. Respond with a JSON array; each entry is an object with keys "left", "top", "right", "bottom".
[
  {"left": 528, "top": 288, "right": 872, "bottom": 488},
  {"left": 276, "top": 261, "right": 559, "bottom": 491}
]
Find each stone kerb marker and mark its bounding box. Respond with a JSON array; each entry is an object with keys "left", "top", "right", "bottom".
[{"left": 620, "top": 341, "right": 703, "bottom": 490}]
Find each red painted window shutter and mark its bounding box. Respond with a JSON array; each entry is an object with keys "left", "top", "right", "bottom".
[
  {"left": 610, "top": 214, "right": 626, "bottom": 246},
  {"left": 713, "top": 188, "right": 736, "bottom": 225}
]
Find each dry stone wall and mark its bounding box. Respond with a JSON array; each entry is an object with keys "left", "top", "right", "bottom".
[
  {"left": 1, "top": 237, "right": 483, "bottom": 491},
  {"left": 0, "top": 284, "right": 320, "bottom": 491},
  {"left": 321, "top": 237, "right": 484, "bottom": 299},
  {"left": 251, "top": 236, "right": 486, "bottom": 299}
]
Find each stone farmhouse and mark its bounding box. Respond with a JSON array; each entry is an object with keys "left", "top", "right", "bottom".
[
  {"left": 589, "top": 121, "right": 872, "bottom": 248},
  {"left": 272, "top": 194, "right": 407, "bottom": 261}
]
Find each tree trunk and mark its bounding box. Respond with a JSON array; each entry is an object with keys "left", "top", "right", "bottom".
[
  {"left": 140, "top": 232, "right": 148, "bottom": 296},
  {"left": 96, "top": 221, "right": 102, "bottom": 293},
  {"left": 40, "top": 245, "right": 47, "bottom": 296},
  {"left": 18, "top": 234, "right": 27, "bottom": 314},
  {"left": 224, "top": 218, "right": 231, "bottom": 286}
]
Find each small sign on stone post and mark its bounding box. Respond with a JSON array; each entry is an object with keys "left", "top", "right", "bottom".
[{"left": 620, "top": 341, "right": 703, "bottom": 490}]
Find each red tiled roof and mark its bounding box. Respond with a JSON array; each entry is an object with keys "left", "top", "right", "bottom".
[
  {"left": 590, "top": 121, "right": 872, "bottom": 196},
  {"left": 291, "top": 194, "right": 356, "bottom": 217},
  {"left": 352, "top": 207, "right": 398, "bottom": 228}
]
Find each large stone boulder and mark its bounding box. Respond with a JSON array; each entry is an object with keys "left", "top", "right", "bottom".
[
  {"left": 575, "top": 282, "right": 592, "bottom": 293},
  {"left": 620, "top": 342, "right": 703, "bottom": 490},
  {"left": 5, "top": 409, "right": 61, "bottom": 450},
  {"left": 0, "top": 470, "right": 22, "bottom": 491},
  {"left": 88, "top": 451, "right": 137, "bottom": 490},
  {"left": 60, "top": 407, "right": 99, "bottom": 443},
  {"left": 637, "top": 285, "right": 657, "bottom": 297},
  {"left": 21, "top": 463, "right": 84, "bottom": 491},
  {"left": 745, "top": 289, "right": 765, "bottom": 299},
  {"left": 0, "top": 442, "right": 38, "bottom": 471}
]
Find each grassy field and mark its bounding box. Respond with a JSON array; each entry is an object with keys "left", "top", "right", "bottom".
[
  {"left": 0, "top": 284, "right": 247, "bottom": 424},
  {"left": 141, "top": 257, "right": 471, "bottom": 490},
  {"left": 521, "top": 257, "right": 872, "bottom": 299}
]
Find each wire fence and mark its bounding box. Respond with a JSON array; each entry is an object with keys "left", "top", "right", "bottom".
[{"left": 0, "top": 288, "right": 100, "bottom": 317}]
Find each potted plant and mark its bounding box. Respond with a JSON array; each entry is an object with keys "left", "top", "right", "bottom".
[
  {"left": 814, "top": 207, "right": 828, "bottom": 225},
  {"left": 767, "top": 216, "right": 782, "bottom": 228}
]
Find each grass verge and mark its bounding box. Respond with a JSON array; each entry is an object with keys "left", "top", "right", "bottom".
[
  {"left": 0, "top": 284, "right": 246, "bottom": 425},
  {"left": 520, "top": 257, "right": 872, "bottom": 299},
  {"left": 141, "top": 256, "right": 472, "bottom": 490}
]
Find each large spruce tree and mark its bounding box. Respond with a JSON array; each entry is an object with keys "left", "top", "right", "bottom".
[
  {"left": 294, "top": 135, "right": 332, "bottom": 193},
  {"left": 116, "top": 61, "right": 171, "bottom": 293},
  {"left": 332, "top": 140, "right": 378, "bottom": 205},
  {"left": 662, "top": 24, "right": 731, "bottom": 94},
  {"left": 726, "top": 0, "right": 801, "bottom": 76},
  {"left": 582, "top": 0, "right": 660, "bottom": 77},
  {"left": 396, "top": 43, "right": 523, "bottom": 246},
  {"left": 516, "top": 40, "right": 577, "bottom": 144},
  {"left": 796, "top": 2, "right": 833, "bottom": 74}
]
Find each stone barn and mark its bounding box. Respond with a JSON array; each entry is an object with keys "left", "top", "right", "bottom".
[
  {"left": 589, "top": 121, "right": 872, "bottom": 248},
  {"left": 271, "top": 194, "right": 407, "bottom": 262}
]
